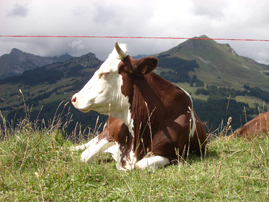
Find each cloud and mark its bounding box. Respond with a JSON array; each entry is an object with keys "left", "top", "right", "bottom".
[
  {"left": 0, "top": 0, "right": 269, "bottom": 64},
  {"left": 68, "top": 40, "right": 85, "bottom": 50},
  {"left": 7, "top": 3, "right": 28, "bottom": 17},
  {"left": 191, "top": 0, "right": 228, "bottom": 19}
]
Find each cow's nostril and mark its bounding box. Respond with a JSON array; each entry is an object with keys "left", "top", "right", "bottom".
[{"left": 71, "top": 96, "right": 77, "bottom": 103}]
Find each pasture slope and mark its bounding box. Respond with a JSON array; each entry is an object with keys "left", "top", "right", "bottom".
[
  {"left": 1, "top": 36, "right": 269, "bottom": 132},
  {"left": 157, "top": 35, "right": 269, "bottom": 91},
  {"left": 0, "top": 114, "right": 268, "bottom": 201}
]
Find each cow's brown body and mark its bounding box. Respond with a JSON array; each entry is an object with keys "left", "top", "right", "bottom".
[
  {"left": 231, "top": 112, "right": 269, "bottom": 139},
  {"left": 96, "top": 111, "right": 206, "bottom": 168},
  {"left": 118, "top": 57, "right": 207, "bottom": 160}
]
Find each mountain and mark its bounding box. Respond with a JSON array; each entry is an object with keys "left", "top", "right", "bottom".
[
  {"left": 1, "top": 37, "right": 269, "bottom": 134},
  {"left": 0, "top": 48, "right": 74, "bottom": 79},
  {"left": 0, "top": 52, "right": 108, "bottom": 134},
  {"left": 0, "top": 52, "right": 102, "bottom": 109},
  {"left": 156, "top": 35, "right": 269, "bottom": 91}
]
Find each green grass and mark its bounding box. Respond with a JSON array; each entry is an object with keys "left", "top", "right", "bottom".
[{"left": 0, "top": 116, "right": 269, "bottom": 201}]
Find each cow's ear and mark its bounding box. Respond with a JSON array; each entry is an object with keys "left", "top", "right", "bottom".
[{"left": 132, "top": 57, "right": 158, "bottom": 75}]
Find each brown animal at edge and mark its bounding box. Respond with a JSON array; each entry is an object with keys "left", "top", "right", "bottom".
[{"left": 230, "top": 111, "right": 269, "bottom": 139}]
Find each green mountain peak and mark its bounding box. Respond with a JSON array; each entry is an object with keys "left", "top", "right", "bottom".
[{"left": 157, "top": 36, "right": 269, "bottom": 90}]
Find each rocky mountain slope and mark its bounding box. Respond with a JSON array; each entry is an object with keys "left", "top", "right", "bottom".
[{"left": 0, "top": 48, "right": 73, "bottom": 79}]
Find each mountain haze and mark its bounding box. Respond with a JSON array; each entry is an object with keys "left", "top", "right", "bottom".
[{"left": 0, "top": 48, "right": 73, "bottom": 79}]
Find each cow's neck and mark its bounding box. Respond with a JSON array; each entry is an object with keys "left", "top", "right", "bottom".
[
  {"left": 128, "top": 74, "right": 169, "bottom": 146},
  {"left": 130, "top": 72, "right": 192, "bottom": 135}
]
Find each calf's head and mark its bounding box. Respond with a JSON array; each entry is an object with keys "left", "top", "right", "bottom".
[{"left": 71, "top": 42, "right": 158, "bottom": 121}]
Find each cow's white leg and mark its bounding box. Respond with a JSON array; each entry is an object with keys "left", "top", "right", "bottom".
[
  {"left": 80, "top": 136, "right": 113, "bottom": 163},
  {"left": 107, "top": 145, "right": 137, "bottom": 171},
  {"left": 135, "top": 156, "right": 169, "bottom": 170},
  {"left": 104, "top": 144, "right": 120, "bottom": 162},
  {"left": 70, "top": 137, "right": 98, "bottom": 151}
]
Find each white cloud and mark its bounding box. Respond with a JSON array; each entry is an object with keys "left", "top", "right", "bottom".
[
  {"left": 0, "top": 0, "right": 268, "bottom": 64},
  {"left": 68, "top": 40, "right": 85, "bottom": 50},
  {"left": 7, "top": 3, "right": 28, "bottom": 17},
  {"left": 192, "top": 0, "right": 228, "bottom": 19}
]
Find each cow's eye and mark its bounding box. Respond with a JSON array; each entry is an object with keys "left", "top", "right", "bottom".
[{"left": 98, "top": 72, "right": 109, "bottom": 79}]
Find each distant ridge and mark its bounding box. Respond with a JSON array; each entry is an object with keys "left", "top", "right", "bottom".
[
  {"left": 0, "top": 48, "right": 74, "bottom": 79},
  {"left": 0, "top": 36, "right": 269, "bottom": 132},
  {"left": 157, "top": 35, "right": 269, "bottom": 91}
]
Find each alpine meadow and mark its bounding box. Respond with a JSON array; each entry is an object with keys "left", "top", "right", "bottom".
[{"left": 1, "top": 36, "right": 269, "bottom": 201}]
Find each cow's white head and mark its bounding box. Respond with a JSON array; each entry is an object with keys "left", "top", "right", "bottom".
[
  {"left": 71, "top": 42, "right": 129, "bottom": 117},
  {"left": 72, "top": 42, "right": 158, "bottom": 130}
]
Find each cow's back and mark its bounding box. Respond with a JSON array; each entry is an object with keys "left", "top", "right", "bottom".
[{"left": 231, "top": 112, "right": 269, "bottom": 139}]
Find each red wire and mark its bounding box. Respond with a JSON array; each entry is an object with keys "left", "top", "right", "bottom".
[{"left": 0, "top": 35, "right": 268, "bottom": 42}]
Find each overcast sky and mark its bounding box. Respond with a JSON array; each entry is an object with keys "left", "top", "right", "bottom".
[{"left": 1, "top": 0, "right": 269, "bottom": 64}]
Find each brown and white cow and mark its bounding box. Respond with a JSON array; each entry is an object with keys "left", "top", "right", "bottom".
[
  {"left": 71, "top": 42, "right": 207, "bottom": 170},
  {"left": 230, "top": 111, "right": 269, "bottom": 139}
]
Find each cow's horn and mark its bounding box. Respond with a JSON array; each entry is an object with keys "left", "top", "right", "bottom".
[{"left": 115, "top": 42, "right": 127, "bottom": 59}]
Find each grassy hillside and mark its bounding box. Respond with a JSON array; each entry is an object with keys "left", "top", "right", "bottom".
[
  {"left": 1, "top": 38, "right": 269, "bottom": 133},
  {"left": 0, "top": 115, "right": 268, "bottom": 201},
  {"left": 157, "top": 35, "right": 269, "bottom": 91}
]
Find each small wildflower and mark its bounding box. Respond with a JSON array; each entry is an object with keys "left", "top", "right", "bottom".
[{"left": 35, "top": 172, "right": 39, "bottom": 178}]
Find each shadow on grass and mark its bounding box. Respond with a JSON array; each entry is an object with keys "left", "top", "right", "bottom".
[{"left": 168, "top": 147, "right": 220, "bottom": 168}]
